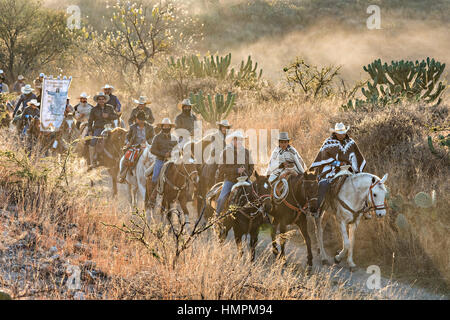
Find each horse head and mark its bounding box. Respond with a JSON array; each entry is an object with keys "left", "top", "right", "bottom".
[
  {"left": 368, "top": 173, "right": 389, "bottom": 217},
  {"left": 253, "top": 171, "right": 273, "bottom": 214},
  {"left": 302, "top": 170, "right": 319, "bottom": 213}
]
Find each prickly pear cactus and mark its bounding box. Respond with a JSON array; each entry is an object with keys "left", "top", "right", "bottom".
[
  {"left": 395, "top": 214, "right": 409, "bottom": 231},
  {"left": 343, "top": 57, "right": 447, "bottom": 111},
  {"left": 388, "top": 194, "right": 404, "bottom": 212},
  {"left": 414, "top": 192, "right": 433, "bottom": 208},
  {"left": 189, "top": 91, "right": 236, "bottom": 125}
]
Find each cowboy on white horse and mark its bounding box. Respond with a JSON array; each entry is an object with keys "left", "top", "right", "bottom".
[
  {"left": 310, "top": 123, "right": 366, "bottom": 214},
  {"left": 266, "top": 132, "right": 307, "bottom": 185}
]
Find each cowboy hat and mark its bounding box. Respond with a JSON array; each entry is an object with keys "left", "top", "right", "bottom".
[
  {"left": 181, "top": 98, "right": 192, "bottom": 106},
  {"left": 39, "top": 73, "right": 45, "bottom": 78},
  {"left": 21, "top": 84, "right": 34, "bottom": 94},
  {"left": 330, "top": 123, "right": 350, "bottom": 134},
  {"left": 226, "top": 130, "right": 246, "bottom": 140},
  {"left": 278, "top": 132, "right": 290, "bottom": 141},
  {"left": 18, "top": 75, "right": 25, "bottom": 80},
  {"left": 102, "top": 84, "right": 115, "bottom": 91},
  {"left": 133, "top": 96, "right": 150, "bottom": 105},
  {"left": 79, "top": 92, "right": 90, "bottom": 99},
  {"left": 0, "top": 69, "right": 3, "bottom": 74},
  {"left": 93, "top": 92, "right": 110, "bottom": 103},
  {"left": 216, "top": 119, "right": 232, "bottom": 127},
  {"left": 27, "top": 99, "right": 40, "bottom": 107},
  {"left": 157, "top": 118, "right": 175, "bottom": 127}
]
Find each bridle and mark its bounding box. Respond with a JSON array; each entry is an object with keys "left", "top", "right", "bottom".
[
  {"left": 164, "top": 161, "right": 198, "bottom": 199},
  {"left": 337, "top": 178, "right": 388, "bottom": 223},
  {"left": 279, "top": 176, "right": 315, "bottom": 222}
]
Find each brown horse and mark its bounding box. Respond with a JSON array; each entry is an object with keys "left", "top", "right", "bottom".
[
  {"left": 269, "top": 171, "right": 318, "bottom": 267},
  {"left": 204, "top": 172, "right": 272, "bottom": 261},
  {"left": 96, "top": 127, "right": 128, "bottom": 196}
]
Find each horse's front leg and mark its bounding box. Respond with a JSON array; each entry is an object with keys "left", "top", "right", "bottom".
[
  {"left": 315, "top": 213, "right": 331, "bottom": 265},
  {"left": 250, "top": 229, "right": 258, "bottom": 262},
  {"left": 279, "top": 222, "right": 287, "bottom": 259},
  {"left": 335, "top": 219, "right": 350, "bottom": 264},
  {"left": 347, "top": 218, "right": 360, "bottom": 270},
  {"left": 296, "top": 217, "right": 313, "bottom": 267},
  {"left": 234, "top": 231, "right": 244, "bottom": 258},
  {"left": 270, "top": 219, "right": 279, "bottom": 256}
]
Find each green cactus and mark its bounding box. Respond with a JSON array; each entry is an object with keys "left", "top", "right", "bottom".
[
  {"left": 395, "top": 214, "right": 409, "bottom": 231},
  {"left": 388, "top": 194, "right": 404, "bottom": 212},
  {"left": 189, "top": 91, "right": 236, "bottom": 125},
  {"left": 343, "top": 58, "right": 446, "bottom": 111},
  {"left": 414, "top": 192, "right": 433, "bottom": 208}
]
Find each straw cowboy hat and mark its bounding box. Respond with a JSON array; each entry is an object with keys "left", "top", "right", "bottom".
[
  {"left": 226, "top": 130, "right": 246, "bottom": 141},
  {"left": 39, "top": 73, "right": 45, "bottom": 78},
  {"left": 278, "top": 132, "right": 290, "bottom": 141},
  {"left": 18, "top": 75, "right": 25, "bottom": 80},
  {"left": 330, "top": 123, "right": 350, "bottom": 135},
  {"left": 102, "top": 84, "right": 115, "bottom": 91},
  {"left": 93, "top": 92, "right": 110, "bottom": 103},
  {"left": 157, "top": 118, "right": 176, "bottom": 127},
  {"left": 178, "top": 98, "right": 193, "bottom": 110},
  {"left": 79, "top": 92, "right": 90, "bottom": 99},
  {"left": 27, "top": 99, "right": 40, "bottom": 107},
  {"left": 133, "top": 96, "right": 150, "bottom": 105},
  {"left": 21, "top": 84, "right": 34, "bottom": 94},
  {"left": 216, "top": 119, "right": 232, "bottom": 127}
]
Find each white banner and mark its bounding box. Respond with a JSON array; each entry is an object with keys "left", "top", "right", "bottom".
[{"left": 40, "top": 76, "right": 72, "bottom": 131}]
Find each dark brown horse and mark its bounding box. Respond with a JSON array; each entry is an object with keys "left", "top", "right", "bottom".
[
  {"left": 204, "top": 172, "right": 272, "bottom": 261},
  {"left": 96, "top": 127, "right": 128, "bottom": 196},
  {"left": 269, "top": 171, "right": 318, "bottom": 267}
]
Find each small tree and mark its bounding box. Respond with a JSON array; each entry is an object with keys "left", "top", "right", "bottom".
[{"left": 0, "top": 0, "right": 75, "bottom": 84}]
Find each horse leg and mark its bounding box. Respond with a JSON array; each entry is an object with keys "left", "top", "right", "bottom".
[
  {"left": 315, "top": 213, "right": 331, "bottom": 265},
  {"left": 279, "top": 223, "right": 287, "bottom": 259},
  {"left": 347, "top": 219, "right": 360, "bottom": 270},
  {"left": 335, "top": 220, "right": 350, "bottom": 264},
  {"left": 234, "top": 231, "right": 244, "bottom": 258},
  {"left": 250, "top": 229, "right": 259, "bottom": 262},
  {"left": 270, "top": 219, "right": 279, "bottom": 256},
  {"left": 297, "top": 217, "right": 313, "bottom": 267}
]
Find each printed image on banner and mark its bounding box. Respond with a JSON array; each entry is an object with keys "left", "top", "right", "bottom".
[{"left": 40, "top": 76, "right": 72, "bottom": 131}]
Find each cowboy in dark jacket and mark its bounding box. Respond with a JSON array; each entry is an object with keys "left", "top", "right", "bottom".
[
  {"left": 128, "top": 96, "right": 154, "bottom": 126},
  {"left": 216, "top": 130, "right": 254, "bottom": 215},
  {"left": 87, "top": 92, "right": 118, "bottom": 168},
  {"left": 102, "top": 84, "right": 122, "bottom": 113},
  {"left": 147, "top": 118, "right": 178, "bottom": 205},
  {"left": 20, "top": 99, "right": 41, "bottom": 133},
  {"left": 118, "top": 111, "right": 155, "bottom": 183},
  {"left": 175, "top": 98, "right": 197, "bottom": 138},
  {"left": 13, "top": 84, "right": 37, "bottom": 117}
]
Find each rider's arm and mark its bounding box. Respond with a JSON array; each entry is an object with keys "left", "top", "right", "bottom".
[
  {"left": 150, "top": 135, "right": 166, "bottom": 158},
  {"left": 146, "top": 126, "right": 155, "bottom": 144},
  {"left": 128, "top": 110, "right": 135, "bottom": 126},
  {"left": 148, "top": 108, "right": 155, "bottom": 124},
  {"left": 13, "top": 96, "right": 24, "bottom": 117},
  {"left": 87, "top": 109, "right": 95, "bottom": 134}
]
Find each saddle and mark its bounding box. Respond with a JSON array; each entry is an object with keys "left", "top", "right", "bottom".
[
  {"left": 123, "top": 147, "right": 142, "bottom": 167},
  {"left": 326, "top": 165, "right": 354, "bottom": 209}
]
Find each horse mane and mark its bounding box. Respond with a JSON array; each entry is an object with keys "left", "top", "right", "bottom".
[{"left": 349, "top": 172, "right": 387, "bottom": 191}]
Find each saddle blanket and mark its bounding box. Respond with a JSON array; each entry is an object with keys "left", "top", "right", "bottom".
[{"left": 124, "top": 147, "right": 141, "bottom": 167}]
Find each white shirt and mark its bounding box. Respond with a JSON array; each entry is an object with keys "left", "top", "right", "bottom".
[{"left": 267, "top": 145, "right": 306, "bottom": 176}]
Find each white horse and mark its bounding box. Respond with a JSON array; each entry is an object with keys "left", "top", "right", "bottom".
[
  {"left": 120, "top": 143, "right": 155, "bottom": 208},
  {"left": 315, "top": 172, "right": 389, "bottom": 270}
]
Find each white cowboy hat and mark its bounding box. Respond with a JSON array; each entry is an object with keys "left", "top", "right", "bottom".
[
  {"left": 21, "top": 84, "right": 34, "bottom": 94},
  {"left": 133, "top": 96, "right": 150, "bottom": 105},
  {"left": 79, "top": 92, "right": 90, "bottom": 99},
  {"left": 27, "top": 99, "right": 40, "bottom": 107},
  {"left": 216, "top": 119, "right": 232, "bottom": 127},
  {"left": 181, "top": 98, "right": 192, "bottom": 106},
  {"left": 18, "top": 75, "right": 25, "bottom": 80},
  {"left": 93, "top": 92, "right": 110, "bottom": 103},
  {"left": 0, "top": 70, "right": 3, "bottom": 74},
  {"left": 227, "top": 130, "right": 246, "bottom": 140},
  {"left": 278, "top": 132, "right": 290, "bottom": 141},
  {"left": 157, "top": 117, "right": 176, "bottom": 127},
  {"left": 330, "top": 123, "right": 350, "bottom": 134},
  {"left": 102, "top": 84, "right": 115, "bottom": 91},
  {"left": 39, "top": 73, "right": 45, "bottom": 78}
]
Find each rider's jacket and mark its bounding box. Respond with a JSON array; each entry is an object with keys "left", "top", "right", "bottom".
[
  {"left": 0, "top": 83, "right": 9, "bottom": 93},
  {"left": 175, "top": 111, "right": 197, "bottom": 136},
  {"left": 107, "top": 94, "right": 122, "bottom": 113},
  {"left": 21, "top": 106, "right": 40, "bottom": 121},
  {"left": 150, "top": 132, "right": 178, "bottom": 161},
  {"left": 218, "top": 144, "right": 254, "bottom": 183},
  {"left": 13, "top": 93, "right": 37, "bottom": 117},
  {"left": 74, "top": 102, "right": 93, "bottom": 122},
  {"left": 310, "top": 133, "right": 366, "bottom": 182},
  {"left": 128, "top": 106, "right": 155, "bottom": 126},
  {"left": 267, "top": 145, "right": 306, "bottom": 177},
  {"left": 126, "top": 123, "right": 155, "bottom": 146},
  {"left": 87, "top": 103, "right": 118, "bottom": 133}
]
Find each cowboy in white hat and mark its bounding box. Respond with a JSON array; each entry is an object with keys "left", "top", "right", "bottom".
[
  {"left": 13, "top": 84, "right": 37, "bottom": 117},
  {"left": 215, "top": 129, "right": 254, "bottom": 215},
  {"left": 266, "top": 131, "right": 307, "bottom": 185},
  {"left": 12, "top": 75, "right": 26, "bottom": 94},
  {"left": 20, "top": 99, "right": 40, "bottom": 126},
  {"left": 128, "top": 96, "right": 154, "bottom": 126},
  {"left": 309, "top": 122, "right": 366, "bottom": 215},
  {"left": 74, "top": 92, "right": 93, "bottom": 127},
  {"left": 102, "top": 84, "right": 122, "bottom": 113},
  {"left": 0, "top": 70, "right": 9, "bottom": 93},
  {"left": 146, "top": 118, "right": 178, "bottom": 205},
  {"left": 175, "top": 98, "right": 197, "bottom": 137},
  {"left": 87, "top": 92, "right": 119, "bottom": 168}
]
